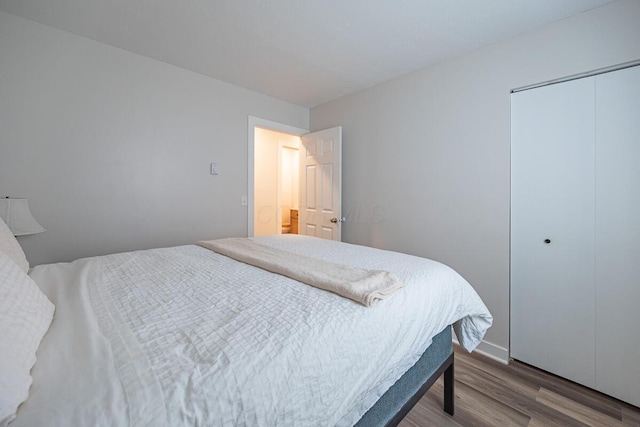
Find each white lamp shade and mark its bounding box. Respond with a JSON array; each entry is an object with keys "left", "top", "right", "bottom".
[{"left": 0, "top": 198, "right": 46, "bottom": 236}]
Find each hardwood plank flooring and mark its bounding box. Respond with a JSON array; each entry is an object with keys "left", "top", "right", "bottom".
[{"left": 398, "top": 346, "right": 640, "bottom": 427}]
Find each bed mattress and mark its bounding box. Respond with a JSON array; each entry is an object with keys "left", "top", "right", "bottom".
[{"left": 15, "top": 235, "right": 491, "bottom": 426}]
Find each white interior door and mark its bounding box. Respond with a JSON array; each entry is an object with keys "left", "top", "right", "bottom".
[
  {"left": 510, "top": 77, "right": 596, "bottom": 388},
  {"left": 299, "top": 126, "right": 342, "bottom": 241}
]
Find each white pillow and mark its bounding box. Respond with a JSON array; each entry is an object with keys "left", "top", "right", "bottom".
[
  {"left": 0, "top": 217, "right": 29, "bottom": 273},
  {"left": 0, "top": 251, "right": 54, "bottom": 426}
]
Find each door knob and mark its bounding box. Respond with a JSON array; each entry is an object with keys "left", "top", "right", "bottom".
[{"left": 330, "top": 217, "right": 346, "bottom": 223}]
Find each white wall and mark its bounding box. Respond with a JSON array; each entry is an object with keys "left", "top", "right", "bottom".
[
  {"left": 0, "top": 11, "right": 308, "bottom": 265},
  {"left": 254, "top": 128, "right": 279, "bottom": 236},
  {"left": 310, "top": 0, "right": 640, "bottom": 358},
  {"left": 280, "top": 146, "right": 299, "bottom": 225}
]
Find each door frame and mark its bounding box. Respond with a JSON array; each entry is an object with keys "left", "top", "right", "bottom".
[{"left": 247, "top": 116, "right": 308, "bottom": 237}]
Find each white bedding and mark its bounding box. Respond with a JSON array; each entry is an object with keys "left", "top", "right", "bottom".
[{"left": 15, "top": 235, "right": 492, "bottom": 426}]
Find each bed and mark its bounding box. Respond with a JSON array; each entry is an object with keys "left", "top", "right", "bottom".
[{"left": 1, "top": 231, "right": 492, "bottom": 426}]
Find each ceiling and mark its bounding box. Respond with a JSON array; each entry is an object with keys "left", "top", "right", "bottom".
[{"left": 0, "top": 0, "right": 615, "bottom": 107}]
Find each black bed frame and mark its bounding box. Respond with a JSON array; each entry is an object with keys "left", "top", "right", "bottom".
[{"left": 354, "top": 326, "right": 454, "bottom": 426}]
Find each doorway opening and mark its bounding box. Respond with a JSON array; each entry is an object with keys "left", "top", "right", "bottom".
[
  {"left": 247, "top": 116, "right": 307, "bottom": 237},
  {"left": 253, "top": 127, "right": 300, "bottom": 236}
]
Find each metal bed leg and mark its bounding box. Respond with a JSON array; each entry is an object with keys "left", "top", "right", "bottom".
[{"left": 444, "top": 357, "right": 454, "bottom": 416}]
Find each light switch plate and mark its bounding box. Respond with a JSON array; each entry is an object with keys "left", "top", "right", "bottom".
[{"left": 210, "top": 163, "right": 219, "bottom": 175}]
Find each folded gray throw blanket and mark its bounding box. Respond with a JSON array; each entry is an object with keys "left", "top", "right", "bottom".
[{"left": 196, "top": 238, "right": 404, "bottom": 307}]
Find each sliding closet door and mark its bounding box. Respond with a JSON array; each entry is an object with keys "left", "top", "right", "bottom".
[
  {"left": 594, "top": 66, "right": 640, "bottom": 407},
  {"left": 510, "top": 78, "right": 596, "bottom": 388}
]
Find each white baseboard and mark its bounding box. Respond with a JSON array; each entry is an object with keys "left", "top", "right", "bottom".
[{"left": 452, "top": 337, "right": 509, "bottom": 364}]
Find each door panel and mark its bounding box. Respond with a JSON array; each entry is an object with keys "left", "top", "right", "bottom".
[
  {"left": 299, "top": 126, "right": 342, "bottom": 241},
  {"left": 510, "top": 77, "right": 596, "bottom": 388},
  {"left": 594, "top": 66, "right": 640, "bottom": 407},
  {"left": 305, "top": 165, "right": 317, "bottom": 210},
  {"left": 321, "top": 164, "right": 333, "bottom": 209},
  {"left": 321, "top": 226, "right": 334, "bottom": 240}
]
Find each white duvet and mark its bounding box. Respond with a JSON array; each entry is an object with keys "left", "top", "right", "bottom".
[{"left": 15, "top": 235, "right": 492, "bottom": 426}]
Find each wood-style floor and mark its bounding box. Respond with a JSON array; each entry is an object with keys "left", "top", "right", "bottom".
[{"left": 399, "top": 346, "right": 640, "bottom": 427}]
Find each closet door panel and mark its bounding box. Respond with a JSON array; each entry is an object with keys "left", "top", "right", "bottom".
[
  {"left": 595, "top": 65, "right": 640, "bottom": 407},
  {"left": 511, "top": 77, "right": 596, "bottom": 388}
]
